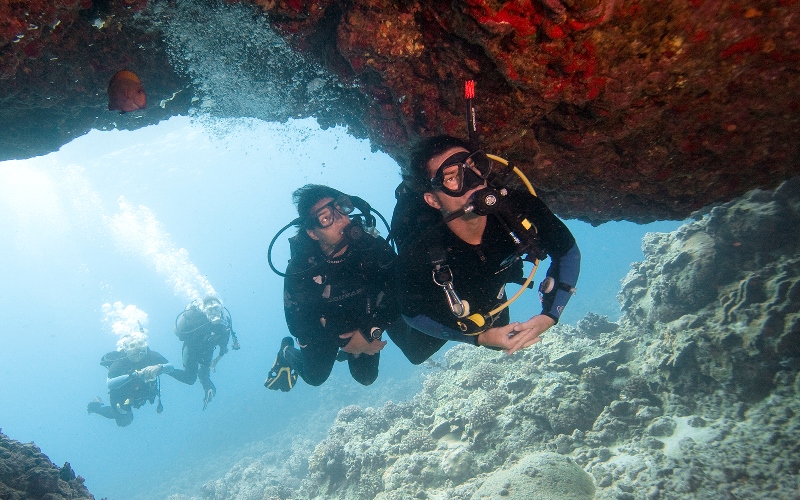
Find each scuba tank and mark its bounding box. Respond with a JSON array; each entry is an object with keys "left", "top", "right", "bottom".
[{"left": 388, "top": 177, "right": 442, "bottom": 253}]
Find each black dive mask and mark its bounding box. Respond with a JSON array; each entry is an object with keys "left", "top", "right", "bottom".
[
  {"left": 308, "top": 195, "right": 355, "bottom": 228},
  {"left": 429, "top": 150, "right": 491, "bottom": 197}
]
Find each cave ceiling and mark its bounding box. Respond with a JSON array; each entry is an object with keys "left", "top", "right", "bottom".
[{"left": 1, "top": 0, "right": 798, "bottom": 223}]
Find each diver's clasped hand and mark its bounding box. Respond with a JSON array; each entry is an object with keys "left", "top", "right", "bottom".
[
  {"left": 506, "top": 315, "right": 554, "bottom": 355},
  {"left": 476, "top": 323, "right": 519, "bottom": 351},
  {"left": 132, "top": 364, "right": 173, "bottom": 381},
  {"left": 340, "top": 329, "right": 386, "bottom": 356},
  {"left": 476, "top": 314, "right": 554, "bottom": 355}
]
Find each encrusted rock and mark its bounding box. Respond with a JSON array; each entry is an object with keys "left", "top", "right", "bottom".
[
  {"left": 0, "top": 431, "right": 93, "bottom": 499},
  {"left": 472, "top": 452, "right": 595, "bottom": 500}
]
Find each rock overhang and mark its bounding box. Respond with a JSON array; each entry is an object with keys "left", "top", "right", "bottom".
[{"left": 1, "top": 0, "right": 798, "bottom": 224}]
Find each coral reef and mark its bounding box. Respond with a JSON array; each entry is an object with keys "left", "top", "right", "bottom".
[
  {"left": 0, "top": 431, "right": 93, "bottom": 500},
  {"left": 180, "top": 177, "right": 800, "bottom": 499}
]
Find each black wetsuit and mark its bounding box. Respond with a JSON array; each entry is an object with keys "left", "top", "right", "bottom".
[
  {"left": 283, "top": 230, "right": 398, "bottom": 386},
  {"left": 91, "top": 349, "right": 169, "bottom": 427},
  {"left": 392, "top": 189, "right": 581, "bottom": 364},
  {"left": 172, "top": 305, "right": 232, "bottom": 396}
]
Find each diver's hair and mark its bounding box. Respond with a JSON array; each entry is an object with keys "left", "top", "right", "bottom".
[
  {"left": 408, "top": 135, "right": 471, "bottom": 190},
  {"left": 293, "top": 184, "right": 346, "bottom": 228}
]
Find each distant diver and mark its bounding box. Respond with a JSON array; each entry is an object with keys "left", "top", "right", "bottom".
[
  {"left": 172, "top": 293, "right": 240, "bottom": 408},
  {"left": 87, "top": 335, "right": 178, "bottom": 427}
]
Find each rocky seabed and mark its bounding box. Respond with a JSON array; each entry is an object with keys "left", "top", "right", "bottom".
[{"left": 174, "top": 178, "right": 800, "bottom": 500}]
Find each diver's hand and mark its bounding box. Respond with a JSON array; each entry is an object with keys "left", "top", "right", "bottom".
[
  {"left": 340, "top": 330, "right": 386, "bottom": 356},
  {"left": 203, "top": 387, "right": 215, "bottom": 409},
  {"left": 137, "top": 365, "right": 162, "bottom": 382},
  {"left": 476, "top": 323, "right": 520, "bottom": 351},
  {"left": 505, "top": 315, "right": 554, "bottom": 355},
  {"left": 232, "top": 339, "right": 240, "bottom": 350}
]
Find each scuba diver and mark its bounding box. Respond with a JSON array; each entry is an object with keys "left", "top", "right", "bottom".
[
  {"left": 87, "top": 335, "right": 178, "bottom": 427},
  {"left": 264, "top": 184, "right": 398, "bottom": 392},
  {"left": 389, "top": 134, "right": 581, "bottom": 364},
  {"left": 172, "top": 293, "right": 239, "bottom": 408}
]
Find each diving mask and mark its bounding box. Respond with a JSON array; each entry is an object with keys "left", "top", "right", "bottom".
[
  {"left": 309, "top": 194, "right": 355, "bottom": 228},
  {"left": 123, "top": 337, "right": 147, "bottom": 362},
  {"left": 430, "top": 150, "right": 491, "bottom": 197},
  {"left": 204, "top": 300, "right": 223, "bottom": 323}
]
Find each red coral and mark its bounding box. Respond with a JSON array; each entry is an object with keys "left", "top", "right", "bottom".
[
  {"left": 466, "top": 0, "right": 543, "bottom": 38},
  {"left": 691, "top": 29, "right": 709, "bottom": 43},
  {"left": 543, "top": 20, "right": 566, "bottom": 39},
  {"left": 720, "top": 35, "right": 762, "bottom": 59}
]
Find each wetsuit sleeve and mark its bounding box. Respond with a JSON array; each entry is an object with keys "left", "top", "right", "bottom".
[
  {"left": 106, "top": 359, "right": 137, "bottom": 390},
  {"left": 107, "top": 373, "right": 135, "bottom": 390},
  {"left": 401, "top": 314, "right": 479, "bottom": 345},
  {"left": 522, "top": 194, "right": 581, "bottom": 323}
]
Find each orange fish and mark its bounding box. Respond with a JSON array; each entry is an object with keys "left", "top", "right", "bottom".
[{"left": 108, "top": 70, "right": 146, "bottom": 113}]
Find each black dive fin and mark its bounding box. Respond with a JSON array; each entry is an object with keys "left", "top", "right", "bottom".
[{"left": 264, "top": 341, "right": 298, "bottom": 392}]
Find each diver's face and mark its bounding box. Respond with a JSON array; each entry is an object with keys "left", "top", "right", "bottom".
[
  {"left": 424, "top": 147, "right": 486, "bottom": 215},
  {"left": 124, "top": 338, "right": 147, "bottom": 362},
  {"left": 306, "top": 196, "right": 350, "bottom": 251},
  {"left": 204, "top": 300, "right": 222, "bottom": 323}
]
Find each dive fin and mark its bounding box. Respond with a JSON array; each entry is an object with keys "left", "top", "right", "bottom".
[{"left": 264, "top": 337, "right": 298, "bottom": 392}]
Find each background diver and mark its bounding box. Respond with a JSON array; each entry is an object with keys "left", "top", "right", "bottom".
[
  {"left": 87, "top": 334, "right": 179, "bottom": 427},
  {"left": 172, "top": 293, "right": 239, "bottom": 408}
]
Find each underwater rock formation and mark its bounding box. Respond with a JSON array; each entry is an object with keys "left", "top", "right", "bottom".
[
  {"left": 2, "top": 0, "right": 800, "bottom": 223},
  {"left": 0, "top": 430, "right": 93, "bottom": 500},
  {"left": 619, "top": 176, "right": 800, "bottom": 401},
  {"left": 180, "top": 177, "right": 800, "bottom": 499}
]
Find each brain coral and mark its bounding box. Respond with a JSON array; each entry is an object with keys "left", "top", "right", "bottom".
[{"left": 473, "top": 452, "right": 595, "bottom": 500}]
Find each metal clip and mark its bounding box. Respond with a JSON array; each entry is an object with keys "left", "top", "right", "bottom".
[{"left": 432, "top": 265, "right": 470, "bottom": 318}]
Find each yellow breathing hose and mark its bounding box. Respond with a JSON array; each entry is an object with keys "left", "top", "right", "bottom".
[
  {"left": 478, "top": 154, "right": 540, "bottom": 323},
  {"left": 485, "top": 154, "right": 537, "bottom": 196}
]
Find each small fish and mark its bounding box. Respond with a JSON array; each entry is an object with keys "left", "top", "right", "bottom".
[{"left": 107, "top": 70, "right": 146, "bottom": 113}]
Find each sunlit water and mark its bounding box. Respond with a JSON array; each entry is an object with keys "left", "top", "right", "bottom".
[{"left": 0, "top": 116, "right": 681, "bottom": 499}]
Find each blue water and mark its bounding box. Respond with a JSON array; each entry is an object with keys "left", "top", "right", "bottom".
[{"left": 0, "top": 116, "right": 682, "bottom": 499}]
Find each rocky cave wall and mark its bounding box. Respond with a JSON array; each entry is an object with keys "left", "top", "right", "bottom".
[{"left": 2, "top": 0, "right": 800, "bottom": 223}]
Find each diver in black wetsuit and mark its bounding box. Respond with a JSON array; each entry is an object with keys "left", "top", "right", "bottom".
[
  {"left": 172, "top": 294, "right": 239, "bottom": 408},
  {"left": 87, "top": 336, "right": 178, "bottom": 427},
  {"left": 390, "top": 135, "right": 581, "bottom": 363},
  {"left": 265, "top": 184, "right": 398, "bottom": 391}
]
